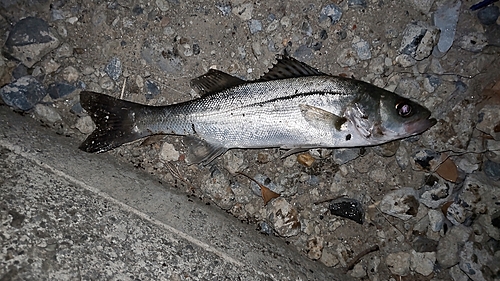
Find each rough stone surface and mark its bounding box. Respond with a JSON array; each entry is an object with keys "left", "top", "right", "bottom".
[
  {"left": 267, "top": 198, "right": 301, "bottom": 237},
  {"left": 379, "top": 188, "right": 420, "bottom": 221},
  {"left": 386, "top": 252, "right": 411, "bottom": 276},
  {"left": 4, "top": 17, "right": 60, "bottom": 67},
  {"left": 436, "top": 225, "right": 472, "bottom": 269},
  {"left": 0, "top": 76, "right": 46, "bottom": 111},
  {"left": 1, "top": 1, "right": 499, "bottom": 280}
]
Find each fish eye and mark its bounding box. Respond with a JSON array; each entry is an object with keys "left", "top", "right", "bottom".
[{"left": 396, "top": 102, "right": 412, "bottom": 117}]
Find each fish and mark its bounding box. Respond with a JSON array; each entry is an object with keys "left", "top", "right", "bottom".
[{"left": 79, "top": 56, "right": 436, "bottom": 164}]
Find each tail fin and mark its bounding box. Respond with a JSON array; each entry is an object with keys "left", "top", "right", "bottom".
[{"left": 79, "top": 91, "right": 148, "bottom": 153}]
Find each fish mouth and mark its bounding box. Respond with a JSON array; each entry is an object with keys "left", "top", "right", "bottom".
[{"left": 405, "top": 116, "right": 437, "bottom": 135}]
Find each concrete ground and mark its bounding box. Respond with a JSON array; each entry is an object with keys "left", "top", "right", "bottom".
[{"left": 0, "top": 105, "right": 354, "bottom": 280}]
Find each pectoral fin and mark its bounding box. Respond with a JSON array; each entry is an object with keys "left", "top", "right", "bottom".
[
  {"left": 183, "top": 136, "right": 227, "bottom": 165},
  {"left": 299, "top": 104, "right": 346, "bottom": 131}
]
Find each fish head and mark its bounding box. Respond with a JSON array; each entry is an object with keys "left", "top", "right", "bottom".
[
  {"left": 349, "top": 88, "right": 436, "bottom": 144},
  {"left": 374, "top": 91, "right": 437, "bottom": 141}
]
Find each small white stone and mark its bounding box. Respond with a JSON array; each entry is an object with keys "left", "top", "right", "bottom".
[
  {"left": 428, "top": 209, "right": 445, "bottom": 232},
  {"left": 386, "top": 251, "right": 410, "bottom": 276},
  {"left": 62, "top": 66, "right": 79, "bottom": 83},
  {"left": 159, "top": 142, "right": 180, "bottom": 162},
  {"left": 410, "top": 250, "right": 436, "bottom": 276},
  {"left": 76, "top": 116, "right": 95, "bottom": 134},
  {"left": 351, "top": 263, "right": 366, "bottom": 278}
]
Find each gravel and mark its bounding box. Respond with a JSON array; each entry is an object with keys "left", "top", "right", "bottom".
[{"left": 1, "top": 0, "right": 499, "bottom": 280}]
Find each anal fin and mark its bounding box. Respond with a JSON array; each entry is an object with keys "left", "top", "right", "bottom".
[{"left": 183, "top": 136, "right": 227, "bottom": 165}]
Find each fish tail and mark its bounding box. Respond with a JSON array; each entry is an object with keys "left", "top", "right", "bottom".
[{"left": 79, "top": 91, "right": 148, "bottom": 153}]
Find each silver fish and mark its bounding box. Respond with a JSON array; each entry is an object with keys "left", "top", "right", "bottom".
[{"left": 79, "top": 56, "right": 436, "bottom": 164}]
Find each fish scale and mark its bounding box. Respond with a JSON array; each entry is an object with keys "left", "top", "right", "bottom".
[{"left": 79, "top": 56, "right": 436, "bottom": 164}]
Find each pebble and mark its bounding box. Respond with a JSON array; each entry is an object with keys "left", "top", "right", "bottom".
[
  {"left": 411, "top": 0, "right": 435, "bottom": 13},
  {"left": 70, "top": 102, "right": 84, "bottom": 115},
  {"left": 436, "top": 225, "right": 472, "bottom": 269},
  {"left": 145, "top": 80, "right": 160, "bottom": 100},
  {"left": 485, "top": 24, "right": 500, "bottom": 47},
  {"left": 320, "top": 248, "right": 340, "bottom": 267},
  {"left": 399, "top": 23, "right": 438, "bottom": 60},
  {"left": 419, "top": 176, "right": 453, "bottom": 209},
  {"left": 423, "top": 75, "right": 441, "bottom": 93},
  {"left": 306, "top": 236, "right": 324, "bottom": 260},
  {"left": 369, "top": 168, "right": 387, "bottom": 183},
  {"left": 329, "top": 197, "right": 364, "bottom": 224},
  {"left": 337, "top": 48, "right": 357, "bottom": 67},
  {"left": 12, "top": 64, "right": 28, "bottom": 80},
  {"left": 232, "top": 3, "right": 253, "bottom": 21},
  {"left": 248, "top": 174, "right": 284, "bottom": 196},
  {"left": 0, "top": 76, "right": 46, "bottom": 111},
  {"left": 411, "top": 149, "right": 439, "bottom": 171},
  {"left": 222, "top": 151, "right": 246, "bottom": 175},
  {"left": 55, "top": 43, "right": 73, "bottom": 58},
  {"left": 350, "top": 263, "right": 366, "bottom": 278},
  {"left": 297, "top": 153, "right": 315, "bottom": 167},
  {"left": 280, "top": 16, "right": 291, "bottom": 30},
  {"left": 75, "top": 116, "right": 95, "bottom": 134},
  {"left": 347, "top": 0, "right": 367, "bottom": 8},
  {"left": 352, "top": 37, "right": 371, "bottom": 60},
  {"left": 319, "top": 4, "right": 343, "bottom": 25},
  {"left": 99, "top": 76, "right": 114, "bottom": 90},
  {"left": 34, "top": 104, "right": 62, "bottom": 124},
  {"left": 395, "top": 54, "right": 416, "bottom": 68},
  {"left": 395, "top": 144, "right": 411, "bottom": 170},
  {"left": 301, "top": 21, "right": 313, "bottom": 37},
  {"left": 42, "top": 59, "right": 61, "bottom": 74},
  {"left": 368, "top": 55, "right": 386, "bottom": 75},
  {"left": 332, "top": 148, "right": 361, "bottom": 165},
  {"left": 379, "top": 188, "right": 420, "bottom": 220},
  {"left": 159, "top": 142, "right": 180, "bottom": 162},
  {"left": 434, "top": 1, "right": 461, "bottom": 53},
  {"left": 293, "top": 45, "right": 314, "bottom": 61},
  {"left": 477, "top": 5, "right": 500, "bottom": 25},
  {"left": 258, "top": 221, "right": 273, "bottom": 235},
  {"left": 248, "top": 19, "right": 262, "bottom": 34},
  {"left": 484, "top": 160, "right": 500, "bottom": 181},
  {"left": 428, "top": 209, "right": 445, "bottom": 232},
  {"left": 458, "top": 32, "right": 488, "bottom": 52},
  {"left": 105, "top": 57, "right": 122, "bottom": 81},
  {"left": 62, "top": 66, "right": 80, "bottom": 83},
  {"left": 47, "top": 82, "right": 76, "bottom": 99},
  {"left": 450, "top": 264, "right": 470, "bottom": 281},
  {"left": 202, "top": 167, "right": 234, "bottom": 210},
  {"left": 410, "top": 250, "right": 436, "bottom": 276},
  {"left": 412, "top": 236, "right": 438, "bottom": 252},
  {"left": 192, "top": 43, "right": 200, "bottom": 55},
  {"left": 4, "top": 17, "right": 60, "bottom": 68},
  {"left": 446, "top": 200, "right": 473, "bottom": 226},
  {"left": 371, "top": 141, "right": 399, "bottom": 157},
  {"left": 417, "top": 27, "right": 439, "bottom": 60},
  {"left": 215, "top": 3, "right": 231, "bottom": 16},
  {"left": 267, "top": 198, "right": 301, "bottom": 237},
  {"left": 476, "top": 104, "right": 500, "bottom": 140},
  {"left": 457, "top": 156, "right": 480, "bottom": 174},
  {"left": 386, "top": 251, "right": 410, "bottom": 276},
  {"left": 459, "top": 241, "right": 488, "bottom": 281},
  {"left": 266, "top": 21, "right": 279, "bottom": 32},
  {"left": 156, "top": 0, "right": 169, "bottom": 12}
]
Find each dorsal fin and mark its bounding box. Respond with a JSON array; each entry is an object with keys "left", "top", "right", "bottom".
[
  {"left": 256, "top": 55, "right": 326, "bottom": 82},
  {"left": 190, "top": 69, "right": 246, "bottom": 95}
]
